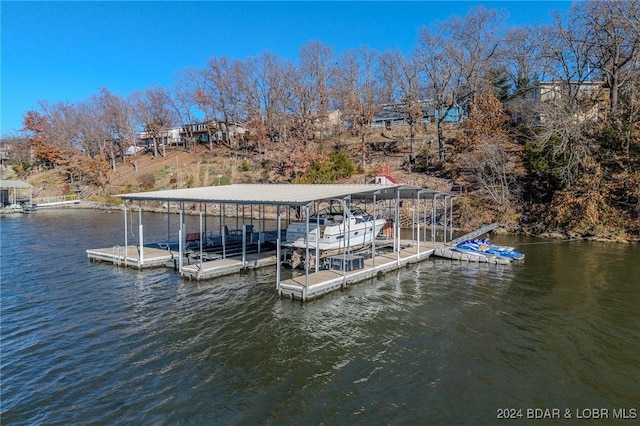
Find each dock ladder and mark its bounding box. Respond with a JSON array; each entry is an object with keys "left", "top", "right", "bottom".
[{"left": 112, "top": 246, "right": 125, "bottom": 266}]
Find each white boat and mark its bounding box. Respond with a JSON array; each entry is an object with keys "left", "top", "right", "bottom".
[{"left": 284, "top": 204, "right": 386, "bottom": 251}]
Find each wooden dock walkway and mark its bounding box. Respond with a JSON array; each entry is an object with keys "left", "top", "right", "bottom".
[
  {"left": 86, "top": 245, "right": 175, "bottom": 268},
  {"left": 278, "top": 242, "right": 441, "bottom": 301},
  {"left": 181, "top": 251, "right": 278, "bottom": 280},
  {"left": 86, "top": 221, "right": 503, "bottom": 301}
]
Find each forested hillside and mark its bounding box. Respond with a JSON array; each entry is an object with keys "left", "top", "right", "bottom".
[{"left": 3, "top": 1, "right": 639, "bottom": 240}]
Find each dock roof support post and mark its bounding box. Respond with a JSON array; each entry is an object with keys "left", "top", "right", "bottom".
[
  {"left": 347, "top": 196, "right": 352, "bottom": 255},
  {"left": 179, "top": 202, "right": 184, "bottom": 272},
  {"left": 396, "top": 188, "right": 400, "bottom": 266},
  {"left": 304, "top": 203, "right": 311, "bottom": 298},
  {"left": 423, "top": 194, "right": 428, "bottom": 242},
  {"left": 432, "top": 194, "right": 437, "bottom": 247},
  {"left": 443, "top": 196, "right": 449, "bottom": 244},
  {"left": 417, "top": 190, "right": 421, "bottom": 257},
  {"left": 222, "top": 203, "right": 226, "bottom": 259},
  {"left": 259, "top": 204, "right": 264, "bottom": 253},
  {"left": 450, "top": 196, "right": 456, "bottom": 241},
  {"left": 342, "top": 197, "right": 348, "bottom": 288},
  {"left": 315, "top": 207, "right": 320, "bottom": 273},
  {"left": 138, "top": 203, "right": 144, "bottom": 268},
  {"left": 373, "top": 191, "right": 378, "bottom": 271},
  {"left": 123, "top": 201, "right": 128, "bottom": 267},
  {"left": 242, "top": 223, "right": 246, "bottom": 267},
  {"left": 276, "top": 205, "right": 282, "bottom": 294},
  {"left": 219, "top": 203, "right": 223, "bottom": 241},
  {"left": 167, "top": 202, "right": 171, "bottom": 250},
  {"left": 199, "top": 204, "right": 204, "bottom": 274}
]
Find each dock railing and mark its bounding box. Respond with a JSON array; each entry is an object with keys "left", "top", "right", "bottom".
[{"left": 34, "top": 195, "right": 79, "bottom": 204}]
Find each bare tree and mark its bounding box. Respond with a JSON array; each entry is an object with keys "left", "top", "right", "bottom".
[
  {"left": 241, "top": 52, "right": 288, "bottom": 157},
  {"left": 75, "top": 99, "right": 108, "bottom": 158},
  {"left": 171, "top": 68, "right": 202, "bottom": 151},
  {"left": 299, "top": 41, "right": 334, "bottom": 127},
  {"left": 91, "top": 88, "right": 134, "bottom": 169},
  {"left": 579, "top": 0, "right": 640, "bottom": 114},
  {"left": 287, "top": 41, "right": 335, "bottom": 145},
  {"left": 417, "top": 6, "right": 506, "bottom": 161},
  {"left": 528, "top": 11, "right": 603, "bottom": 187},
  {"left": 502, "top": 26, "right": 545, "bottom": 97},
  {"left": 332, "top": 46, "right": 378, "bottom": 167},
  {"left": 130, "top": 86, "right": 176, "bottom": 158},
  {"left": 242, "top": 52, "right": 292, "bottom": 147},
  {"left": 195, "top": 56, "right": 247, "bottom": 149},
  {"left": 457, "top": 91, "right": 523, "bottom": 213}
]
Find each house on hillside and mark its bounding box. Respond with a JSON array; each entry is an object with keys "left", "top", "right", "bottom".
[
  {"left": 180, "top": 120, "right": 249, "bottom": 143},
  {"left": 0, "top": 140, "right": 12, "bottom": 172},
  {"left": 505, "top": 80, "right": 608, "bottom": 123},
  {"left": 180, "top": 120, "right": 248, "bottom": 145},
  {"left": 312, "top": 110, "right": 343, "bottom": 139},
  {"left": 135, "top": 128, "right": 182, "bottom": 148},
  {"left": 372, "top": 101, "right": 465, "bottom": 129},
  {"left": 135, "top": 120, "right": 249, "bottom": 149}
]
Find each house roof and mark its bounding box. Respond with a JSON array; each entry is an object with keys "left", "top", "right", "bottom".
[
  {"left": 373, "top": 104, "right": 438, "bottom": 122},
  {"left": 119, "top": 183, "right": 443, "bottom": 206}
]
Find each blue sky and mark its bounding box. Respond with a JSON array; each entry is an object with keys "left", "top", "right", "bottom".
[{"left": 1, "top": 1, "right": 571, "bottom": 137}]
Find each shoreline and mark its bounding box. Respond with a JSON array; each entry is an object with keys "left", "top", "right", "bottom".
[{"left": 38, "top": 201, "right": 640, "bottom": 244}]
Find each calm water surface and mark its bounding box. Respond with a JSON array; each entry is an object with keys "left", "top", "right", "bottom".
[{"left": 1, "top": 209, "right": 639, "bottom": 424}]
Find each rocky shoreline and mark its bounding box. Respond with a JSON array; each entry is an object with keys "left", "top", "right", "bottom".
[{"left": 53, "top": 201, "right": 640, "bottom": 244}]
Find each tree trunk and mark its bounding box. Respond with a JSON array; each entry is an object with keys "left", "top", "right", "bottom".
[
  {"left": 609, "top": 70, "right": 618, "bottom": 115},
  {"left": 361, "top": 132, "right": 366, "bottom": 169},
  {"left": 437, "top": 119, "right": 445, "bottom": 161}
]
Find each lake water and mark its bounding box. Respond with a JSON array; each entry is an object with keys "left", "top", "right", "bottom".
[{"left": 1, "top": 209, "right": 639, "bottom": 424}]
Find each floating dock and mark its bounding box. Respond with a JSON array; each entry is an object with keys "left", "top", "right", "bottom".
[
  {"left": 181, "top": 251, "right": 278, "bottom": 280},
  {"left": 278, "top": 242, "right": 438, "bottom": 301},
  {"left": 86, "top": 245, "right": 175, "bottom": 268},
  {"left": 431, "top": 223, "right": 512, "bottom": 265},
  {"left": 433, "top": 247, "right": 511, "bottom": 265},
  {"left": 86, "top": 183, "right": 502, "bottom": 302}
]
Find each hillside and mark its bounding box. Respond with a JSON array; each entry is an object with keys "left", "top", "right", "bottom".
[
  {"left": 24, "top": 132, "right": 454, "bottom": 200},
  {"left": 15, "top": 123, "right": 640, "bottom": 242}
]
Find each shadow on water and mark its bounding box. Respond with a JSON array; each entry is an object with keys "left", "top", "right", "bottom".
[{"left": 1, "top": 211, "right": 639, "bottom": 424}]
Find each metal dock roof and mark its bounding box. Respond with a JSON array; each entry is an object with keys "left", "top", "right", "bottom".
[{"left": 118, "top": 183, "right": 443, "bottom": 206}]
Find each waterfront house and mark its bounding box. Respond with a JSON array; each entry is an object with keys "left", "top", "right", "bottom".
[
  {"left": 373, "top": 101, "right": 465, "bottom": 129},
  {"left": 505, "top": 80, "right": 608, "bottom": 124}
]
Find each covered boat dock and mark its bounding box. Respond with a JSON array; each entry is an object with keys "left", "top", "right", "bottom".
[{"left": 87, "top": 183, "right": 461, "bottom": 300}]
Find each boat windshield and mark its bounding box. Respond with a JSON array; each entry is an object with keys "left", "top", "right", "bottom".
[
  {"left": 310, "top": 206, "right": 344, "bottom": 218},
  {"left": 310, "top": 205, "right": 370, "bottom": 219}
]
